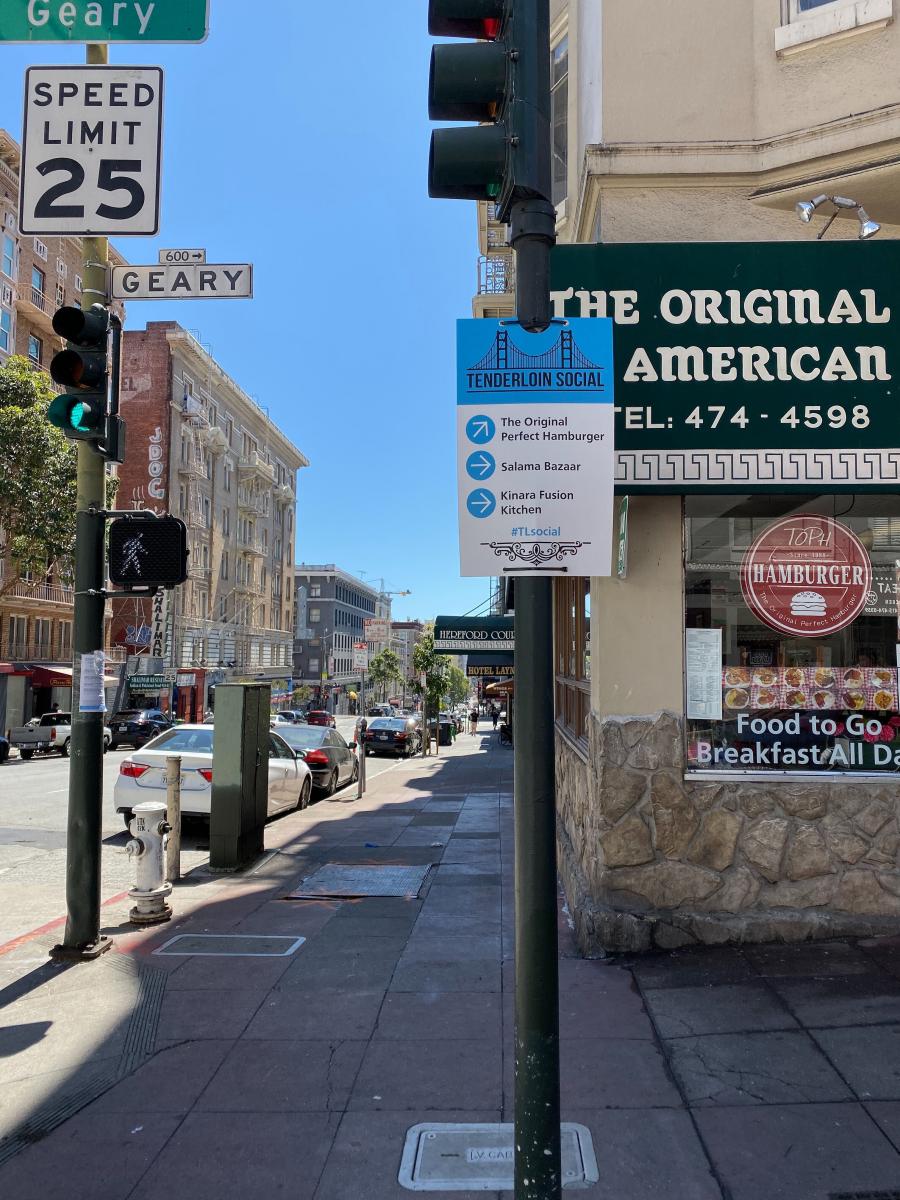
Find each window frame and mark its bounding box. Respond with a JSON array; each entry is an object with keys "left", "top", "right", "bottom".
[{"left": 553, "top": 576, "right": 591, "bottom": 747}]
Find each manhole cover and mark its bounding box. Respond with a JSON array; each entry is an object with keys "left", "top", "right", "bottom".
[
  {"left": 399, "top": 1123, "right": 598, "bottom": 1191},
  {"left": 287, "top": 863, "right": 432, "bottom": 899},
  {"left": 153, "top": 934, "right": 305, "bottom": 957}
]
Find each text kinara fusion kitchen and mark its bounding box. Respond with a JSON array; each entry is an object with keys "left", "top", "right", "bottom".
[{"left": 685, "top": 499, "right": 900, "bottom": 776}]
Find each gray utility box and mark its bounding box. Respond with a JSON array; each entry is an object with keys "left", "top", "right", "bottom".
[{"left": 209, "top": 683, "right": 271, "bottom": 870}]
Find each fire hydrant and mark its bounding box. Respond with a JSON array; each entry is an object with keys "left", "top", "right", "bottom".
[{"left": 126, "top": 800, "right": 173, "bottom": 925}]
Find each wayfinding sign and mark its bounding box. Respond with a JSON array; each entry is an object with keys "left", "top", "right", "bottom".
[
  {"left": 19, "top": 65, "right": 163, "bottom": 236},
  {"left": 352, "top": 642, "right": 369, "bottom": 672},
  {"left": 0, "top": 1, "right": 209, "bottom": 43},
  {"left": 456, "top": 319, "right": 615, "bottom": 578},
  {"left": 550, "top": 241, "right": 900, "bottom": 493},
  {"left": 111, "top": 263, "right": 253, "bottom": 300}
]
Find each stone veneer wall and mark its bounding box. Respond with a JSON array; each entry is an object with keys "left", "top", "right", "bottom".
[{"left": 556, "top": 710, "right": 900, "bottom": 954}]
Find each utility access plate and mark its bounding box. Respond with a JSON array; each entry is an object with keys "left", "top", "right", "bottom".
[
  {"left": 398, "top": 1123, "right": 598, "bottom": 1191},
  {"left": 287, "top": 863, "right": 432, "bottom": 900},
  {"left": 153, "top": 934, "right": 305, "bottom": 957}
]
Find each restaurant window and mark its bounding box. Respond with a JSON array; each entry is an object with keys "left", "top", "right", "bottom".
[
  {"left": 685, "top": 495, "right": 900, "bottom": 776},
  {"left": 554, "top": 577, "right": 590, "bottom": 743}
]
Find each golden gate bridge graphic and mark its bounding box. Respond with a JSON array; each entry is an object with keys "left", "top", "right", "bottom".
[{"left": 468, "top": 326, "right": 604, "bottom": 381}]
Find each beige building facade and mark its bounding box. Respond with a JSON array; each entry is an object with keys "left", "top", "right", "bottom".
[
  {"left": 476, "top": 0, "right": 900, "bottom": 951},
  {"left": 111, "top": 323, "right": 307, "bottom": 720}
]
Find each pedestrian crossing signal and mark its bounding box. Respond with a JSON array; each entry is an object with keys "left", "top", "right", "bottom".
[{"left": 108, "top": 516, "right": 189, "bottom": 591}]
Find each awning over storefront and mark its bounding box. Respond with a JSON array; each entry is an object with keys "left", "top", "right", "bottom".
[{"left": 29, "top": 665, "right": 119, "bottom": 688}]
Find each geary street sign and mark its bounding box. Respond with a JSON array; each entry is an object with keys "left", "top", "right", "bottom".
[
  {"left": 111, "top": 263, "right": 253, "bottom": 300},
  {"left": 456, "top": 318, "right": 616, "bottom": 578},
  {"left": 0, "top": 1, "right": 209, "bottom": 43},
  {"left": 19, "top": 65, "right": 163, "bottom": 236},
  {"left": 550, "top": 241, "right": 900, "bottom": 493}
]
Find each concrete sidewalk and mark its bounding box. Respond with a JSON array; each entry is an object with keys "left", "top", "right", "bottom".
[{"left": 2, "top": 725, "right": 900, "bottom": 1198}]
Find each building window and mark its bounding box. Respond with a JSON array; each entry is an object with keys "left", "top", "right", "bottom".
[
  {"left": 74, "top": 273, "right": 83, "bottom": 292},
  {"left": 309, "top": 607, "right": 320, "bottom": 624},
  {"left": 27, "top": 334, "right": 42, "bottom": 364},
  {"left": 309, "top": 657, "right": 319, "bottom": 674},
  {"left": 685, "top": 494, "right": 900, "bottom": 776},
  {"left": 777, "top": 0, "right": 892, "bottom": 52},
  {"left": 554, "top": 577, "right": 590, "bottom": 742},
  {"left": 55, "top": 282, "right": 65, "bottom": 307},
  {"left": 551, "top": 34, "right": 568, "bottom": 207},
  {"left": 0, "top": 307, "right": 10, "bottom": 353},
  {"left": 221, "top": 550, "right": 229, "bottom": 580},
  {"left": 34, "top": 618, "right": 51, "bottom": 651},
  {"left": 1, "top": 234, "right": 13, "bottom": 278},
  {"left": 31, "top": 266, "right": 45, "bottom": 307},
  {"left": 222, "top": 506, "right": 230, "bottom": 535},
  {"left": 310, "top": 584, "right": 321, "bottom": 598},
  {"left": 33, "top": 238, "right": 48, "bottom": 261},
  {"left": 59, "top": 621, "right": 72, "bottom": 654}
]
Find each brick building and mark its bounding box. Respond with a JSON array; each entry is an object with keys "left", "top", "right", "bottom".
[
  {"left": 0, "top": 129, "right": 127, "bottom": 730},
  {"left": 110, "top": 322, "right": 308, "bottom": 720}
]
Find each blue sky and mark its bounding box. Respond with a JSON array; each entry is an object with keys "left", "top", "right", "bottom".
[{"left": 0, "top": 1, "right": 491, "bottom": 623}]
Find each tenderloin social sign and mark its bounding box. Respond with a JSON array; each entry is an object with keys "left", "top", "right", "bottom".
[
  {"left": 456, "top": 318, "right": 615, "bottom": 577},
  {"left": 741, "top": 515, "right": 872, "bottom": 638},
  {"left": 550, "top": 241, "right": 900, "bottom": 493}
]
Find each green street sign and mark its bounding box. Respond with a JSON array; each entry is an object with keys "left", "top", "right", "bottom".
[
  {"left": 551, "top": 241, "right": 900, "bottom": 493},
  {"left": 0, "top": 1, "right": 209, "bottom": 43}
]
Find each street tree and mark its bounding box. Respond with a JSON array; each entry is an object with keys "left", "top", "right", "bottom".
[
  {"left": 411, "top": 631, "right": 451, "bottom": 712},
  {"left": 367, "top": 648, "right": 402, "bottom": 700},
  {"left": 446, "top": 664, "right": 469, "bottom": 708},
  {"left": 0, "top": 356, "right": 78, "bottom": 597}
]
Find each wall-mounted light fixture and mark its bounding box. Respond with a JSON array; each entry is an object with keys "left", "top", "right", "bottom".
[{"left": 796, "top": 194, "right": 880, "bottom": 240}]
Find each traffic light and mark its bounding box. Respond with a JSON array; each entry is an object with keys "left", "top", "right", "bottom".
[
  {"left": 428, "top": 0, "right": 551, "bottom": 219},
  {"left": 48, "top": 304, "right": 125, "bottom": 462},
  {"left": 108, "top": 516, "right": 189, "bottom": 591}
]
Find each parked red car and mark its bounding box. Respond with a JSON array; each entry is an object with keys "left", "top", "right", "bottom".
[{"left": 305, "top": 710, "right": 336, "bottom": 728}]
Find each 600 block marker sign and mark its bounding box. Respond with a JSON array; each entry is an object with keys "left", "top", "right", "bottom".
[{"left": 20, "top": 66, "right": 163, "bottom": 236}]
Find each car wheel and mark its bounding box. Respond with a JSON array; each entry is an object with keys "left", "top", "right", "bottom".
[
  {"left": 59, "top": 740, "right": 70, "bottom": 758},
  {"left": 20, "top": 748, "right": 34, "bottom": 760},
  {"left": 325, "top": 769, "right": 338, "bottom": 797},
  {"left": 351, "top": 758, "right": 359, "bottom": 782},
  {"left": 298, "top": 777, "right": 312, "bottom": 811},
  {"left": 102, "top": 740, "right": 109, "bottom": 754}
]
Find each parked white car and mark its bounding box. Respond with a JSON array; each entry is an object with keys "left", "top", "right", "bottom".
[{"left": 114, "top": 723, "right": 312, "bottom": 825}]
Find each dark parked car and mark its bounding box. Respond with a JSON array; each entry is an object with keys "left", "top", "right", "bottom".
[
  {"left": 0, "top": 733, "right": 9, "bottom": 764},
  {"left": 276, "top": 725, "right": 358, "bottom": 795},
  {"left": 109, "top": 708, "right": 174, "bottom": 749},
  {"left": 365, "top": 717, "right": 421, "bottom": 757},
  {"left": 305, "top": 710, "right": 336, "bottom": 728}
]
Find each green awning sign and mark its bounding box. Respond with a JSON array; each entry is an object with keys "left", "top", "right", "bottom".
[
  {"left": 550, "top": 241, "right": 900, "bottom": 493},
  {"left": 0, "top": 1, "right": 209, "bottom": 42},
  {"left": 434, "top": 616, "right": 514, "bottom": 653}
]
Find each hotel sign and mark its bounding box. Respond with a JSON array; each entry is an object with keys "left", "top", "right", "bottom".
[
  {"left": 550, "top": 241, "right": 900, "bottom": 492},
  {"left": 434, "top": 616, "right": 514, "bottom": 654}
]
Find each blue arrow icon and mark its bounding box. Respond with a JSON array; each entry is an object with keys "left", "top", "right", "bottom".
[
  {"left": 466, "top": 451, "right": 496, "bottom": 480},
  {"left": 467, "top": 489, "right": 496, "bottom": 518},
  {"left": 466, "top": 414, "right": 495, "bottom": 444}
]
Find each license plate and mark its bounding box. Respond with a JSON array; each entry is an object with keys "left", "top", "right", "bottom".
[
  {"left": 378, "top": 733, "right": 388, "bottom": 740},
  {"left": 119, "top": 725, "right": 127, "bottom": 731}
]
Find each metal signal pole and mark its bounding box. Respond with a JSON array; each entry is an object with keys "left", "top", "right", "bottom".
[
  {"left": 53, "top": 40, "right": 112, "bottom": 960},
  {"left": 510, "top": 3, "right": 562, "bottom": 1198}
]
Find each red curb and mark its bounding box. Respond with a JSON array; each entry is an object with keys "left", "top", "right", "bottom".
[{"left": 0, "top": 890, "right": 130, "bottom": 958}]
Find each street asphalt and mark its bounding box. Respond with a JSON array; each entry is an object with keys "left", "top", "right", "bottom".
[{"left": 4, "top": 724, "right": 900, "bottom": 1198}]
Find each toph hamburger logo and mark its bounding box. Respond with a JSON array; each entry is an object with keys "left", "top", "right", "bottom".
[{"left": 741, "top": 515, "right": 872, "bottom": 638}]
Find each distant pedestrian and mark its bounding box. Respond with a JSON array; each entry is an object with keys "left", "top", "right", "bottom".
[
  {"left": 50, "top": 702, "right": 60, "bottom": 713},
  {"left": 491, "top": 707, "right": 499, "bottom": 732},
  {"left": 469, "top": 708, "right": 479, "bottom": 736}
]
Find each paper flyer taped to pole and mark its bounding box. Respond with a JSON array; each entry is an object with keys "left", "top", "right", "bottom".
[{"left": 79, "top": 651, "right": 107, "bottom": 713}]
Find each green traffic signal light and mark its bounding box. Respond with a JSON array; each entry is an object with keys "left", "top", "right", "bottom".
[{"left": 47, "top": 392, "right": 106, "bottom": 437}]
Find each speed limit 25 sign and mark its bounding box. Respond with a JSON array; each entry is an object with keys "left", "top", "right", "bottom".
[{"left": 20, "top": 66, "right": 163, "bottom": 237}]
